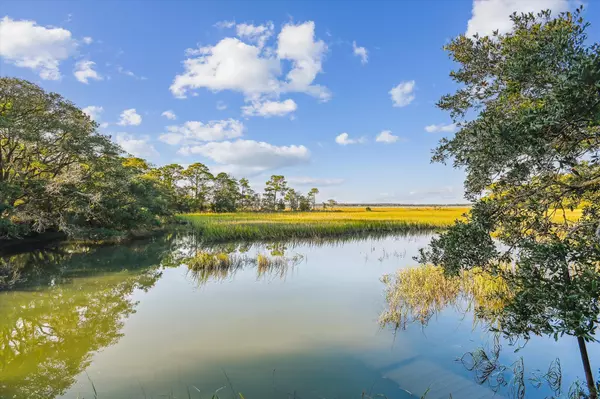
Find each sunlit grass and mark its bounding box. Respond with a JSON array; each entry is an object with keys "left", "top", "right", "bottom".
[
  {"left": 380, "top": 264, "right": 511, "bottom": 331},
  {"left": 180, "top": 207, "right": 470, "bottom": 242}
]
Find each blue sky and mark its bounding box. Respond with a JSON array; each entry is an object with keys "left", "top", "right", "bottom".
[{"left": 1, "top": 0, "right": 597, "bottom": 203}]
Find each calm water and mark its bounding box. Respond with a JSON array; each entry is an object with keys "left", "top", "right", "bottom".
[{"left": 1, "top": 232, "right": 597, "bottom": 399}]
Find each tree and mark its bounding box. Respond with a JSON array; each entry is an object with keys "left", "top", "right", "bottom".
[
  {"left": 284, "top": 188, "right": 300, "bottom": 211},
  {"left": 265, "top": 175, "right": 288, "bottom": 210},
  {"left": 147, "top": 164, "right": 186, "bottom": 211},
  {"left": 0, "top": 78, "right": 119, "bottom": 231},
  {"left": 211, "top": 172, "right": 239, "bottom": 212},
  {"left": 183, "top": 162, "right": 213, "bottom": 211},
  {"left": 308, "top": 188, "right": 319, "bottom": 210},
  {"left": 0, "top": 78, "right": 175, "bottom": 239},
  {"left": 238, "top": 178, "right": 255, "bottom": 211},
  {"left": 418, "top": 9, "right": 600, "bottom": 397},
  {"left": 298, "top": 194, "right": 311, "bottom": 211}
]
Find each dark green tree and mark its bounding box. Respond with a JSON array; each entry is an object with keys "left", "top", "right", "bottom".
[
  {"left": 265, "top": 175, "right": 288, "bottom": 211},
  {"left": 308, "top": 188, "right": 319, "bottom": 211},
  {"left": 418, "top": 9, "right": 600, "bottom": 397},
  {"left": 238, "top": 177, "right": 255, "bottom": 211},
  {"left": 211, "top": 172, "right": 239, "bottom": 212},
  {"left": 0, "top": 78, "right": 118, "bottom": 237},
  {"left": 182, "top": 162, "right": 213, "bottom": 211},
  {"left": 284, "top": 188, "right": 300, "bottom": 211}
]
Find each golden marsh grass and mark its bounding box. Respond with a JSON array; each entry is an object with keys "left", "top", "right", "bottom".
[{"left": 180, "top": 206, "right": 471, "bottom": 242}]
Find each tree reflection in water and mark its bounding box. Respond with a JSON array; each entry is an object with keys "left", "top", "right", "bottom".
[
  {"left": 0, "top": 238, "right": 171, "bottom": 399},
  {"left": 0, "top": 232, "right": 308, "bottom": 398}
]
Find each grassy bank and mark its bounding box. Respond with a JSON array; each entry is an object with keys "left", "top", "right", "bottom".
[{"left": 179, "top": 207, "right": 469, "bottom": 242}]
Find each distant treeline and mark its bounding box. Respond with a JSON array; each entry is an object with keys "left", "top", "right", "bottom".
[{"left": 0, "top": 78, "right": 325, "bottom": 241}]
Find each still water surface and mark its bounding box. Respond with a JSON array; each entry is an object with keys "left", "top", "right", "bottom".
[{"left": 1, "top": 232, "right": 597, "bottom": 398}]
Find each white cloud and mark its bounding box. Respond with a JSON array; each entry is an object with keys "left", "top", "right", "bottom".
[
  {"left": 215, "top": 20, "right": 236, "bottom": 29},
  {"left": 335, "top": 132, "right": 366, "bottom": 146},
  {"left": 466, "top": 0, "right": 570, "bottom": 37},
  {"left": 216, "top": 101, "right": 228, "bottom": 110},
  {"left": 170, "top": 37, "right": 280, "bottom": 98},
  {"left": 170, "top": 21, "right": 329, "bottom": 102},
  {"left": 236, "top": 22, "right": 274, "bottom": 49},
  {"left": 117, "top": 65, "right": 147, "bottom": 80},
  {"left": 0, "top": 17, "right": 76, "bottom": 80},
  {"left": 82, "top": 105, "right": 103, "bottom": 121},
  {"left": 117, "top": 108, "right": 142, "bottom": 126},
  {"left": 352, "top": 41, "right": 368, "bottom": 65},
  {"left": 277, "top": 21, "right": 330, "bottom": 101},
  {"left": 389, "top": 80, "right": 415, "bottom": 107},
  {"left": 159, "top": 119, "right": 244, "bottom": 145},
  {"left": 179, "top": 139, "right": 310, "bottom": 174},
  {"left": 82, "top": 36, "right": 93, "bottom": 45},
  {"left": 425, "top": 123, "right": 457, "bottom": 133},
  {"left": 74, "top": 60, "right": 102, "bottom": 84},
  {"left": 288, "top": 176, "right": 344, "bottom": 186},
  {"left": 99, "top": 122, "right": 109, "bottom": 129},
  {"left": 115, "top": 133, "right": 158, "bottom": 159},
  {"left": 375, "top": 130, "right": 400, "bottom": 143},
  {"left": 242, "top": 99, "right": 297, "bottom": 117},
  {"left": 161, "top": 110, "right": 177, "bottom": 120}
]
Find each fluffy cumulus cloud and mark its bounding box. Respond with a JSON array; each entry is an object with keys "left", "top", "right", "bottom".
[
  {"left": 389, "top": 80, "right": 415, "bottom": 107},
  {"left": 82, "top": 105, "right": 103, "bottom": 121},
  {"left": 117, "top": 108, "right": 142, "bottom": 126},
  {"left": 82, "top": 36, "right": 93, "bottom": 45},
  {"left": 352, "top": 41, "right": 368, "bottom": 65},
  {"left": 170, "top": 37, "right": 280, "bottom": 98},
  {"left": 236, "top": 22, "right": 274, "bottom": 49},
  {"left": 0, "top": 17, "right": 76, "bottom": 80},
  {"left": 159, "top": 119, "right": 244, "bottom": 145},
  {"left": 425, "top": 123, "right": 457, "bottom": 133},
  {"left": 287, "top": 176, "right": 344, "bottom": 186},
  {"left": 170, "top": 20, "right": 330, "bottom": 105},
  {"left": 74, "top": 60, "right": 102, "bottom": 84},
  {"left": 242, "top": 99, "right": 297, "bottom": 117},
  {"left": 115, "top": 133, "right": 159, "bottom": 159},
  {"left": 335, "top": 132, "right": 366, "bottom": 146},
  {"left": 277, "top": 21, "right": 329, "bottom": 100},
  {"left": 466, "top": 0, "right": 570, "bottom": 37},
  {"left": 375, "top": 130, "right": 400, "bottom": 143},
  {"left": 161, "top": 110, "right": 177, "bottom": 120},
  {"left": 178, "top": 139, "right": 310, "bottom": 174}
]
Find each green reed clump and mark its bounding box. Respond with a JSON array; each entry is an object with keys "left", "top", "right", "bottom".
[
  {"left": 184, "top": 250, "right": 303, "bottom": 286},
  {"left": 186, "top": 251, "right": 234, "bottom": 271}
]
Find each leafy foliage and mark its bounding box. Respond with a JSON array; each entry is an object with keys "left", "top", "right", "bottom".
[{"left": 417, "top": 8, "right": 600, "bottom": 396}]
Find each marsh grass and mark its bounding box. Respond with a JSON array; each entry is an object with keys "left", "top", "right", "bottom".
[
  {"left": 180, "top": 207, "right": 468, "bottom": 242},
  {"left": 184, "top": 250, "right": 303, "bottom": 285},
  {"left": 380, "top": 265, "right": 511, "bottom": 331}
]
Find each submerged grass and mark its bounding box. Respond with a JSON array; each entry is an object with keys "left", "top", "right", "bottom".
[{"left": 180, "top": 207, "right": 469, "bottom": 242}]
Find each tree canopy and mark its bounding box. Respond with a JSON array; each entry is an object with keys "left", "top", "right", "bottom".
[
  {"left": 418, "top": 8, "right": 600, "bottom": 397},
  {"left": 0, "top": 78, "right": 324, "bottom": 240}
]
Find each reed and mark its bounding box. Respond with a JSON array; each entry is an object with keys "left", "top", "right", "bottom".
[{"left": 180, "top": 207, "right": 468, "bottom": 242}]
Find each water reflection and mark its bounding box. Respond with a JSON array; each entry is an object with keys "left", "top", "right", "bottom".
[
  {"left": 0, "top": 269, "right": 161, "bottom": 398},
  {"left": 1, "top": 232, "right": 594, "bottom": 399}
]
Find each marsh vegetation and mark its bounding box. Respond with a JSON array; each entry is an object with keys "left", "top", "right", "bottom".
[{"left": 180, "top": 207, "right": 467, "bottom": 242}]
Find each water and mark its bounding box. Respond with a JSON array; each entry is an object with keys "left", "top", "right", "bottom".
[{"left": 0, "top": 232, "right": 597, "bottom": 399}]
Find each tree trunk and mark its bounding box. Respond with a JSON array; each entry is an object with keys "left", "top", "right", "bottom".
[{"left": 578, "top": 336, "right": 597, "bottom": 399}]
